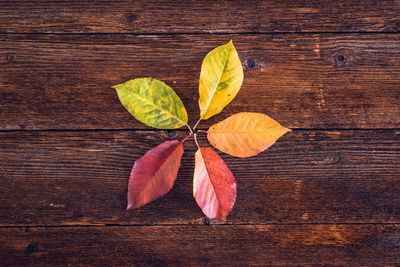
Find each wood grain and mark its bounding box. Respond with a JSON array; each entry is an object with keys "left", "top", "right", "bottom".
[
  {"left": 1, "top": 0, "right": 400, "bottom": 33},
  {"left": 2, "top": 1, "right": 400, "bottom": 266},
  {"left": 0, "top": 130, "right": 398, "bottom": 226},
  {"left": 0, "top": 224, "right": 399, "bottom": 266},
  {"left": 1, "top": 34, "right": 400, "bottom": 130}
]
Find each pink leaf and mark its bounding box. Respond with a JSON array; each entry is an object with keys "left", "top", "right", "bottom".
[
  {"left": 127, "top": 140, "right": 184, "bottom": 210},
  {"left": 193, "top": 147, "right": 237, "bottom": 219}
]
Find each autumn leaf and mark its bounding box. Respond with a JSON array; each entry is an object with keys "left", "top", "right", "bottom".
[
  {"left": 198, "top": 40, "right": 244, "bottom": 120},
  {"left": 193, "top": 147, "right": 236, "bottom": 219},
  {"left": 113, "top": 78, "right": 188, "bottom": 129},
  {"left": 127, "top": 140, "right": 184, "bottom": 210},
  {"left": 207, "top": 112, "right": 291, "bottom": 158},
  {"left": 113, "top": 42, "right": 294, "bottom": 219}
]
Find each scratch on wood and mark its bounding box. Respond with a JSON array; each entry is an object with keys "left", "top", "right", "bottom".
[
  {"left": 313, "top": 42, "right": 321, "bottom": 57},
  {"left": 294, "top": 180, "right": 303, "bottom": 200},
  {"left": 302, "top": 225, "right": 350, "bottom": 246},
  {"left": 301, "top": 213, "right": 309, "bottom": 220},
  {"left": 292, "top": 7, "right": 319, "bottom": 13},
  {"left": 0, "top": 167, "right": 7, "bottom": 179},
  {"left": 316, "top": 89, "right": 326, "bottom": 111},
  {"left": 49, "top": 203, "right": 66, "bottom": 208}
]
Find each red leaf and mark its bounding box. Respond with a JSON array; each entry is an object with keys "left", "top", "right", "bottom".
[
  {"left": 127, "top": 140, "right": 184, "bottom": 210},
  {"left": 193, "top": 147, "right": 237, "bottom": 219}
]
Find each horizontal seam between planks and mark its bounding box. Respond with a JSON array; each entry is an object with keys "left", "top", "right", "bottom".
[
  {"left": 0, "top": 222, "right": 399, "bottom": 228},
  {"left": 1, "top": 31, "right": 400, "bottom": 36},
  {"left": 0, "top": 128, "right": 399, "bottom": 132}
]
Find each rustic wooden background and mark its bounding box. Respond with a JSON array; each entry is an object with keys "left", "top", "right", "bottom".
[{"left": 1, "top": 1, "right": 400, "bottom": 265}]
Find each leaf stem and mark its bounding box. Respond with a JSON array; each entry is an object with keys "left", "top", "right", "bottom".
[
  {"left": 193, "top": 118, "right": 201, "bottom": 130},
  {"left": 181, "top": 133, "right": 192, "bottom": 143},
  {"left": 197, "top": 129, "right": 208, "bottom": 134},
  {"left": 193, "top": 133, "right": 200, "bottom": 149},
  {"left": 185, "top": 124, "right": 193, "bottom": 135}
]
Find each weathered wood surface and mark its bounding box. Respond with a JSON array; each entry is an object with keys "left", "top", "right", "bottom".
[
  {"left": 1, "top": 225, "right": 399, "bottom": 266},
  {"left": 2, "top": 1, "right": 400, "bottom": 265},
  {"left": 1, "top": 34, "right": 400, "bottom": 130},
  {"left": 1, "top": 0, "right": 400, "bottom": 33},
  {"left": 0, "top": 130, "right": 398, "bottom": 226}
]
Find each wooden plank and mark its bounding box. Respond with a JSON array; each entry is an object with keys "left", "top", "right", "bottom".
[
  {"left": 0, "top": 130, "right": 398, "bottom": 226},
  {"left": 1, "top": 34, "right": 400, "bottom": 130},
  {"left": 1, "top": 0, "right": 400, "bottom": 33},
  {"left": 0, "top": 224, "right": 399, "bottom": 265}
]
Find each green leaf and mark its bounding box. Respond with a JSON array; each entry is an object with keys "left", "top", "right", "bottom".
[
  {"left": 113, "top": 78, "right": 188, "bottom": 129},
  {"left": 199, "top": 40, "right": 244, "bottom": 120}
]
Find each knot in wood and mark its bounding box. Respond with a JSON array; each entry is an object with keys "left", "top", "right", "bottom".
[
  {"left": 4, "top": 53, "right": 14, "bottom": 63},
  {"left": 334, "top": 54, "right": 347, "bottom": 63},
  {"left": 163, "top": 129, "right": 177, "bottom": 138},
  {"left": 123, "top": 13, "right": 137, "bottom": 23},
  {"left": 26, "top": 243, "right": 38, "bottom": 255},
  {"left": 246, "top": 59, "right": 256, "bottom": 69},
  {"left": 203, "top": 218, "right": 211, "bottom": 225},
  {"left": 337, "top": 55, "right": 345, "bottom": 62}
]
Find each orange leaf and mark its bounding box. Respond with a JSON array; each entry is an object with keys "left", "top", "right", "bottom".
[
  {"left": 207, "top": 112, "right": 291, "bottom": 158},
  {"left": 193, "top": 147, "right": 236, "bottom": 219},
  {"left": 127, "top": 140, "right": 183, "bottom": 209}
]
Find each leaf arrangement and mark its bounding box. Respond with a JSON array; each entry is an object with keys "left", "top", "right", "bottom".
[{"left": 113, "top": 41, "right": 291, "bottom": 219}]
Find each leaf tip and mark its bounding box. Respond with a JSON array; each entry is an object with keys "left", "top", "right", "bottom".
[
  {"left": 126, "top": 202, "right": 134, "bottom": 210},
  {"left": 227, "top": 40, "right": 236, "bottom": 49},
  {"left": 111, "top": 84, "right": 120, "bottom": 91},
  {"left": 127, "top": 200, "right": 144, "bottom": 210}
]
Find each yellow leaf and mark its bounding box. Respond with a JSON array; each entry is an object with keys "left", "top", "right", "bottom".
[
  {"left": 207, "top": 112, "right": 291, "bottom": 158},
  {"left": 113, "top": 78, "right": 188, "bottom": 129},
  {"left": 199, "top": 41, "right": 244, "bottom": 120}
]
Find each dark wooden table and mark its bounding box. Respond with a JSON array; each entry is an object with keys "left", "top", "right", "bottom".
[{"left": 1, "top": 1, "right": 399, "bottom": 265}]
